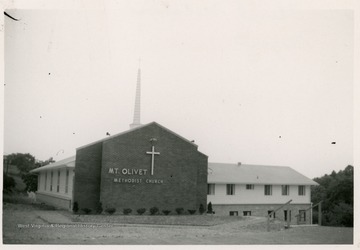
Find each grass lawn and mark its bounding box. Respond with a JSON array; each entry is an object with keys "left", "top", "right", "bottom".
[{"left": 2, "top": 195, "right": 354, "bottom": 245}]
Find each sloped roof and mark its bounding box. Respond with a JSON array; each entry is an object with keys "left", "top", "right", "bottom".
[
  {"left": 208, "top": 162, "right": 318, "bottom": 185},
  {"left": 30, "top": 156, "right": 76, "bottom": 173},
  {"left": 77, "top": 121, "right": 200, "bottom": 151},
  {"left": 30, "top": 122, "right": 205, "bottom": 173}
]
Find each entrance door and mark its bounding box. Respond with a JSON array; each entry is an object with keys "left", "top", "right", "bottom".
[{"left": 284, "top": 210, "right": 291, "bottom": 222}]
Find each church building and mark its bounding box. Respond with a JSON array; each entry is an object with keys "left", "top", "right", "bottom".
[{"left": 30, "top": 67, "right": 318, "bottom": 223}]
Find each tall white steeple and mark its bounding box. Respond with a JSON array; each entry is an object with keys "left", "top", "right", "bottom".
[{"left": 130, "top": 63, "right": 142, "bottom": 129}]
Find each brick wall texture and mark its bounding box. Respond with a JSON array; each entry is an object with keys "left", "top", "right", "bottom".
[{"left": 73, "top": 122, "right": 208, "bottom": 214}]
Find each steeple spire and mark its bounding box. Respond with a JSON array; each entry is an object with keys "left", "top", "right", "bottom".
[{"left": 130, "top": 63, "right": 142, "bottom": 129}]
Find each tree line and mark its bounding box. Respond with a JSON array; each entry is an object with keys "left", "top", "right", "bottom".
[
  {"left": 311, "top": 165, "right": 353, "bottom": 227},
  {"left": 3, "top": 153, "right": 54, "bottom": 193}
]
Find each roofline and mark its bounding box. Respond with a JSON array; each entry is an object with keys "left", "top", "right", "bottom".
[
  {"left": 207, "top": 181, "right": 319, "bottom": 185},
  {"left": 208, "top": 162, "right": 291, "bottom": 168},
  {"left": 208, "top": 162, "right": 319, "bottom": 186},
  {"left": 76, "top": 121, "right": 204, "bottom": 153},
  {"left": 30, "top": 156, "right": 76, "bottom": 173}
]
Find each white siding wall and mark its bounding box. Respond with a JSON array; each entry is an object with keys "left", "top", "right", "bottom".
[
  {"left": 208, "top": 184, "right": 311, "bottom": 205},
  {"left": 37, "top": 168, "right": 74, "bottom": 199}
]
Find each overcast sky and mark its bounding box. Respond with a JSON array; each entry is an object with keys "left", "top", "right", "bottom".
[{"left": 2, "top": 1, "right": 357, "bottom": 178}]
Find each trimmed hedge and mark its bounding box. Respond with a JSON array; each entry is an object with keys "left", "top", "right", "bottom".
[
  {"left": 137, "top": 208, "right": 146, "bottom": 215},
  {"left": 105, "top": 208, "right": 116, "bottom": 215},
  {"left": 150, "top": 207, "right": 159, "bottom": 215}
]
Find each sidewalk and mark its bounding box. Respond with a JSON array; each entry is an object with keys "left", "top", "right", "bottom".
[{"left": 34, "top": 210, "right": 74, "bottom": 224}]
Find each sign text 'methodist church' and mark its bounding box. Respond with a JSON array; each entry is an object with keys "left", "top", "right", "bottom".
[
  {"left": 31, "top": 67, "right": 318, "bottom": 223},
  {"left": 74, "top": 122, "right": 207, "bottom": 212}
]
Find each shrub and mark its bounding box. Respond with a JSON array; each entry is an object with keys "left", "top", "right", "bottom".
[
  {"left": 207, "top": 202, "right": 213, "bottom": 214},
  {"left": 150, "top": 206, "right": 159, "bottom": 215},
  {"left": 137, "top": 208, "right": 146, "bottom": 215},
  {"left": 72, "top": 202, "right": 79, "bottom": 213},
  {"left": 123, "top": 208, "right": 132, "bottom": 215},
  {"left": 105, "top": 208, "right": 116, "bottom": 215},
  {"left": 199, "top": 204, "right": 206, "bottom": 214},
  {"left": 188, "top": 209, "right": 196, "bottom": 215},
  {"left": 175, "top": 207, "right": 184, "bottom": 215},
  {"left": 21, "top": 173, "right": 38, "bottom": 192},
  {"left": 96, "top": 202, "right": 103, "bottom": 214},
  {"left": 162, "top": 210, "right": 171, "bottom": 215},
  {"left": 82, "top": 208, "right": 92, "bottom": 214}
]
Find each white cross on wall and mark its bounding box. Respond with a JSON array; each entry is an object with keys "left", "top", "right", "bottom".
[{"left": 146, "top": 146, "right": 160, "bottom": 175}]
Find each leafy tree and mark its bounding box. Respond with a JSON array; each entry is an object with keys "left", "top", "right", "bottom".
[
  {"left": 21, "top": 173, "right": 38, "bottom": 192},
  {"left": 311, "top": 165, "right": 353, "bottom": 227},
  {"left": 35, "top": 157, "right": 55, "bottom": 168},
  {"left": 5, "top": 153, "right": 36, "bottom": 173},
  {"left": 4, "top": 153, "right": 55, "bottom": 192},
  {"left": 3, "top": 173, "right": 16, "bottom": 193}
]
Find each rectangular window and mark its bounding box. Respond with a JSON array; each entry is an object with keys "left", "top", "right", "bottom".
[
  {"left": 246, "top": 184, "right": 254, "bottom": 190},
  {"left": 65, "top": 169, "right": 69, "bottom": 194},
  {"left": 299, "top": 210, "right": 306, "bottom": 222},
  {"left": 44, "top": 171, "right": 47, "bottom": 191},
  {"left": 264, "top": 185, "right": 272, "bottom": 196},
  {"left": 229, "top": 211, "right": 238, "bottom": 216},
  {"left": 57, "top": 170, "right": 60, "bottom": 192},
  {"left": 268, "top": 210, "right": 276, "bottom": 219},
  {"left": 226, "top": 184, "right": 235, "bottom": 195},
  {"left": 298, "top": 185, "right": 306, "bottom": 196},
  {"left": 50, "top": 171, "right": 53, "bottom": 191},
  {"left": 243, "top": 211, "right": 251, "bottom": 216},
  {"left": 282, "top": 185, "right": 289, "bottom": 195}
]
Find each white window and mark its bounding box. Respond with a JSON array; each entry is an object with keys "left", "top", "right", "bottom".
[
  {"left": 243, "top": 211, "right": 251, "bottom": 216},
  {"left": 246, "top": 184, "right": 254, "bottom": 190},
  {"left": 298, "top": 185, "right": 306, "bottom": 196},
  {"left": 226, "top": 184, "right": 235, "bottom": 195},
  {"left": 229, "top": 211, "right": 238, "bottom": 216},
  {"left": 268, "top": 210, "right": 276, "bottom": 218},
  {"left": 282, "top": 185, "right": 289, "bottom": 196},
  {"left": 264, "top": 185, "right": 272, "bottom": 196}
]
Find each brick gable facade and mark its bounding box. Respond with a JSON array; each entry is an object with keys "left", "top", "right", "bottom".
[{"left": 73, "top": 122, "right": 208, "bottom": 214}]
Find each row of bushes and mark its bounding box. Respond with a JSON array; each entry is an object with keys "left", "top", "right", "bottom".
[
  {"left": 110, "top": 207, "right": 196, "bottom": 215},
  {"left": 73, "top": 202, "right": 214, "bottom": 215}
]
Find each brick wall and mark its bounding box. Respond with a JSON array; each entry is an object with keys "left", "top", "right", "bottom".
[
  {"left": 212, "top": 203, "right": 313, "bottom": 224},
  {"left": 99, "top": 123, "right": 208, "bottom": 214},
  {"left": 73, "top": 142, "right": 103, "bottom": 211}
]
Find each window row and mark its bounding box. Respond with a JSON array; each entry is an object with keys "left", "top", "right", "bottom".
[
  {"left": 230, "top": 209, "right": 307, "bottom": 222},
  {"left": 43, "top": 169, "right": 70, "bottom": 194},
  {"left": 207, "top": 184, "right": 306, "bottom": 196}
]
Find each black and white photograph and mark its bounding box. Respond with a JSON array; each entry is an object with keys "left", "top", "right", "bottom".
[{"left": 1, "top": 0, "right": 358, "bottom": 246}]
